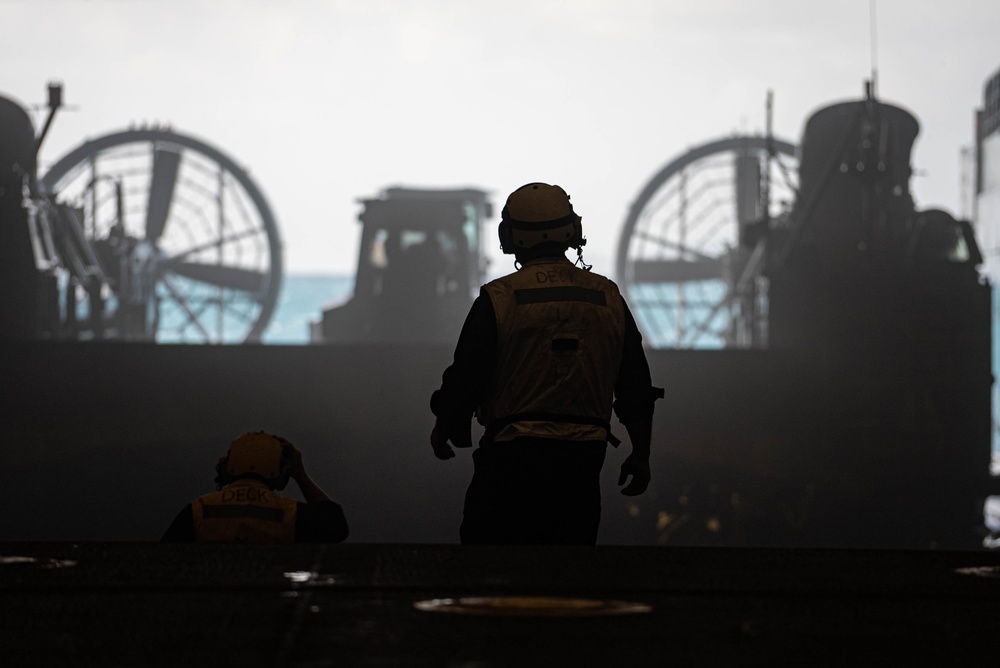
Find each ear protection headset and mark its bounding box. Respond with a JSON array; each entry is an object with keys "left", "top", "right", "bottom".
[
  {"left": 498, "top": 182, "right": 585, "bottom": 255},
  {"left": 214, "top": 431, "right": 293, "bottom": 490}
]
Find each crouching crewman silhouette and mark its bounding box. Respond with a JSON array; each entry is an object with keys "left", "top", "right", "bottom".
[{"left": 162, "top": 431, "right": 348, "bottom": 543}]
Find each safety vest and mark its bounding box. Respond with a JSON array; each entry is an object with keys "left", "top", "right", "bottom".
[
  {"left": 479, "top": 259, "right": 625, "bottom": 443},
  {"left": 192, "top": 479, "right": 297, "bottom": 544}
]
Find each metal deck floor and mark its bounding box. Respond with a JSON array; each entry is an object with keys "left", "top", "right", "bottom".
[{"left": 2, "top": 543, "right": 999, "bottom": 666}]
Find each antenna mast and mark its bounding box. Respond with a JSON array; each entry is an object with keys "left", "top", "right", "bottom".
[
  {"left": 763, "top": 89, "right": 774, "bottom": 228},
  {"left": 869, "top": 0, "right": 879, "bottom": 98}
]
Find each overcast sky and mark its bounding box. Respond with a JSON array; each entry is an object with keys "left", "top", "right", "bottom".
[{"left": 3, "top": 0, "right": 998, "bottom": 277}]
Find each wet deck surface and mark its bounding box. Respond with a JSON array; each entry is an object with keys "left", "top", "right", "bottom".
[{"left": 2, "top": 543, "right": 999, "bottom": 666}]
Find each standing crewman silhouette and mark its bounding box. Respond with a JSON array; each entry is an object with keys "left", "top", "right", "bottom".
[{"left": 430, "top": 182, "right": 662, "bottom": 545}]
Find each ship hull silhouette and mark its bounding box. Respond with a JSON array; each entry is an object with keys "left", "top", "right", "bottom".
[{"left": 1, "top": 87, "right": 995, "bottom": 548}]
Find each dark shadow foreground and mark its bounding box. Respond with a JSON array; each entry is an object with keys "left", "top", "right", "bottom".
[{"left": 2, "top": 542, "right": 999, "bottom": 666}]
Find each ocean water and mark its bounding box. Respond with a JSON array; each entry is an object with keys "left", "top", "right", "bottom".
[{"left": 261, "top": 274, "right": 354, "bottom": 344}]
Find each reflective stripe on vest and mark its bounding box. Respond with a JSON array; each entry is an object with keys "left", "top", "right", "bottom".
[
  {"left": 479, "top": 259, "right": 625, "bottom": 443},
  {"left": 192, "top": 479, "right": 297, "bottom": 544}
]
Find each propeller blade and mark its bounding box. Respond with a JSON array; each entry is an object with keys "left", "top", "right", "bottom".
[
  {"left": 146, "top": 147, "right": 181, "bottom": 244},
  {"left": 679, "top": 289, "right": 733, "bottom": 347},
  {"left": 632, "top": 258, "right": 723, "bottom": 283},
  {"left": 170, "top": 262, "right": 266, "bottom": 293},
  {"left": 161, "top": 273, "right": 213, "bottom": 341}
]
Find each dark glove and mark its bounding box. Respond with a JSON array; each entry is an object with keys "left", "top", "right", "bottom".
[
  {"left": 618, "top": 452, "right": 651, "bottom": 496},
  {"left": 430, "top": 415, "right": 473, "bottom": 460}
]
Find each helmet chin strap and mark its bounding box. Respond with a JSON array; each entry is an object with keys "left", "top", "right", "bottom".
[
  {"left": 575, "top": 242, "right": 592, "bottom": 271},
  {"left": 508, "top": 243, "right": 592, "bottom": 271}
]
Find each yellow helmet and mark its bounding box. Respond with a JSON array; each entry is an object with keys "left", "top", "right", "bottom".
[
  {"left": 215, "top": 431, "right": 291, "bottom": 489},
  {"left": 498, "top": 182, "right": 584, "bottom": 255}
]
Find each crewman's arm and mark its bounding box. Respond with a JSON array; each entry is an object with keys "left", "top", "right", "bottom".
[
  {"left": 285, "top": 442, "right": 332, "bottom": 504},
  {"left": 429, "top": 290, "right": 497, "bottom": 459},
  {"left": 613, "top": 298, "right": 663, "bottom": 496},
  {"left": 283, "top": 440, "right": 349, "bottom": 542}
]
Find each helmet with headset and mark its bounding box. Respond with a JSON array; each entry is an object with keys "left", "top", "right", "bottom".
[
  {"left": 498, "top": 182, "right": 585, "bottom": 258},
  {"left": 214, "top": 431, "right": 293, "bottom": 490}
]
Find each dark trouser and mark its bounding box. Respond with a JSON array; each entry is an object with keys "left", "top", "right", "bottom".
[{"left": 459, "top": 437, "right": 607, "bottom": 546}]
